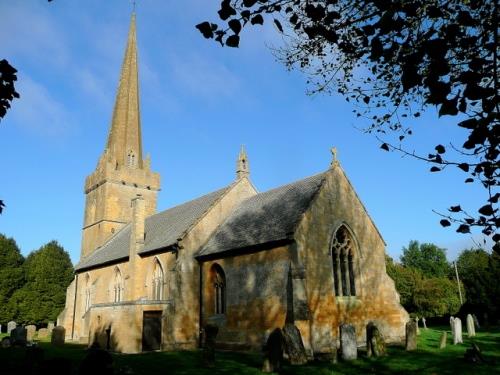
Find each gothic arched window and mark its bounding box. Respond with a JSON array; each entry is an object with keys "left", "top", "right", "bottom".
[
  {"left": 211, "top": 264, "right": 226, "bottom": 314},
  {"left": 152, "top": 260, "right": 164, "bottom": 300},
  {"left": 113, "top": 267, "right": 123, "bottom": 303},
  {"left": 331, "top": 226, "right": 357, "bottom": 297}
]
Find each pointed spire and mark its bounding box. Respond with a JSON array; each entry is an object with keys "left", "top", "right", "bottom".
[
  {"left": 236, "top": 145, "right": 250, "bottom": 179},
  {"left": 105, "top": 12, "right": 143, "bottom": 169}
]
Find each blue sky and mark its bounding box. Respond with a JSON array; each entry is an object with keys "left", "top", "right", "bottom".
[{"left": 0, "top": 0, "right": 492, "bottom": 264}]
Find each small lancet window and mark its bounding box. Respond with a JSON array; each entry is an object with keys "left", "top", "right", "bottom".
[
  {"left": 127, "top": 150, "right": 136, "bottom": 168},
  {"left": 113, "top": 268, "right": 123, "bottom": 303},
  {"left": 331, "top": 226, "right": 357, "bottom": 297},
  {"left": 211, "top": 264, "right": 226, "bottom": 314},
  {"left": 152, "top": 260, "right": 164, "bottom": 300}
]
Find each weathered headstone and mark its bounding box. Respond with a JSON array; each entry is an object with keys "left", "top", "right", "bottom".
[
  {"left": 472, "top": 314, "right": 480, "bottom": 329},
  {"left": 453, "top": 318, "right": 463, "bottom": 345},
  {"left": 405, "top": 320, "right": 417, "bottom": 351},
  {"left": 10, "top": 326, "right": 27, "bottom": 346},
  {"left": 282, "top": 323, "right": 307, "bottom": 365},
  {"left": 201, "top": 324, "right": 218, "bottom": 368},
  {"left": 38, "top": 328, "right": 49, "bottom": 339},
  {"left": 47, "top": 321, "right": 55, "bottom": 333},
  {"left": 466, "top": 314, "right": 476, "bottom": 337},
  {"left": 51, "top": 326, "right": 65, "bottom": 346},
  {"left": 422, "top": 317, "right": 427, "bottom": 329},
  {"left": 7, "top": 321, "right": 16, "bottom": 334},
  {"left": 262, "top": 328, "right": 284, "bottom": 373},
  {"left": 415, "top": 317, "right": 420, "bottom": 335},
  {"left": 1, "top": 337, "right": 11, "bottom": 348},
  {"left": 26, "top": 325, "right": 37, "bottom": 341},
  {"left": 366, "top": 322, "right": 385, "bottom": 358},
  {"left": 438, "top": 331, "right": 447, "bottom": 349},
  {"left": 339, "top": 324, "right": 357, "bottom": 361}
]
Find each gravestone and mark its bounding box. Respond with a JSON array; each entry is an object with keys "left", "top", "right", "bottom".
[
  {"left": 366, "top": 322, "right": 385, "bottom": 358},
  {"left": 1, "top": 337, "right": 11, "bottom": 348},
  {"left": 26, "top": 325, "right": 37, "bottom": 341},
  {"left": 453, "top": 318, "right": 463, "bottom": 344},
  {"left": 38, "top": 328, "right": 49, "bottom": 339},
  {"left": 7, "top": 321, "right": 16, "bottom": 334},
  {"left": 282, "top": 323, "right": 307, "bottom": 365},
  {"left": 201, "top": 324, "right": 218, "bottom": 368},
  {"left": 47, "top": 321, "right": 55, "bottom": 333},
  {"left": 466, "top": 314, "right": 476, "bottom": 337},
  {"left": 339, "top": 324, "right": 357, "bottom": 361},
  {"left": 51, "top": 326, "right": 65, "bottom": 346},
  {"left": 10, "top": 326, "right": 27, "bottom": 346},
  {"left": 438, "top": 331, "right": 447, "bottom": 349},
  {"left": 472, "top": 314, "right": 480, "bottom": 329},
  {"left": 405, "top": 320, "right": 417, "bottom": 351},
  {"left": 262, "top": 328, "right": 284, "bottom": 373},
  {"left": 415, "top": 317, "right": 420, "bottom": 335},
  {"left": 422, "top": 317, "right": 427, "bottom": 329}
]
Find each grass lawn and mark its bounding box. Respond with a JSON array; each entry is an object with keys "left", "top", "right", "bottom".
[{"left": 0, "top": 326, "right": 498, "bottom": 374}]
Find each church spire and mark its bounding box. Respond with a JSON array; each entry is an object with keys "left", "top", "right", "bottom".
[
  {"left": 236, "top": 145, "right": 250, "bottom": 179},
  {"left": 105, "top": 12, "right": 143, "bottom": 169}
]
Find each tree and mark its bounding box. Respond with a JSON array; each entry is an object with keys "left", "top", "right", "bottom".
[
  {"left": 386, "top": 255, "right": 422, "bottom": 310},
  {"left": 198, "top": 0, "right": 499, "bottom": 243},
  {"left": 12, "top": 240, "right": 73, "bottom": 323},
  {"left": 400, "top": 240, "right": 451, "bottom": 278},
  {"left": 0, "top": 234, "right": 24, "bottom": 323},
  {"left": 412, "top": 277, "right": 463, "bottom": 317}
]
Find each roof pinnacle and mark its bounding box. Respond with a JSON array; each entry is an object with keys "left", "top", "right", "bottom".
[{"left": 236, "top": 145, "right": 250, "bottom": 179}]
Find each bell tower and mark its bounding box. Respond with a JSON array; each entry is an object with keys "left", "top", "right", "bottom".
[{"left": 80, "top": 13, "right": 160, "bottom": 259}]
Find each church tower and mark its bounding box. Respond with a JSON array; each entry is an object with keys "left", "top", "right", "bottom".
[{"left": 81, "top": 13, "right": 160, "bottom": 259}]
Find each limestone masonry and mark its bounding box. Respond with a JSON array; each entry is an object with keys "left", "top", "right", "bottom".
[{"left": 57, "top": 12, "right": 408, "bottom": 354}]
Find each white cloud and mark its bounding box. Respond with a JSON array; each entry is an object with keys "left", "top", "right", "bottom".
[{"left": 9, "top": 75, "right": 73, "bottom": 137}]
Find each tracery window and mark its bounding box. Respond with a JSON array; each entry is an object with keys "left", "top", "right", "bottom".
[
  {"left": 113, "top": 268, "right": 123, "bottom": 303},
  {"left": 331, "top": 226, "right": 357, "bottom": 297},
  {"left": 211, "top": 264, "right": 226, "bottom": 314},
  {"left": 152, "top": 260, "right": 164, "bottom": 300}
]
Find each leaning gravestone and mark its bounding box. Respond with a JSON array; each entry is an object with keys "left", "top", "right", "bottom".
[
  {"left": 262, "top": 328, "right": 284, "bottom": 373},
  {"left": 405, "top": 320, "right": 417, "bottom": 351},
  {"left": 51, "top": 326, "right": 65, "bottom": 346},
  {"left": 366, "top": 322, "right": 385, "bottom": 358},
  {"left": 282, "top": 323, "right": 307, "bottom": 365},
  {"left": 438, "top": 331, "right": 447, "bottom": 349},
  {"left": 339, "top": 324, "right": 357, "bottom": 360},
  {"left": 466, "top": 314, "right": 476, "bottom": 337},
  {"left": 26, "top": 325, "right": 37, "bottom": 341},
  {"left": 11, "top": 326, "right": 27, "bottom": 346},
  {"left": 7, "top": 321, "right": 16, "bottom": 334},
  {"left": 453, "top": 318, "right": 463, "bottom": 344},
  {"left": 201, "top": 324, "right": 218, "bottom": 368},
  {"left": 37, "top": 328, "right": 49, "bottom": 339},
  {"left": 422, "top": 317, "right": 427, "bottom": 329}
]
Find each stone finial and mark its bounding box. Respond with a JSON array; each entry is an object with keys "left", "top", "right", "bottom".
[
  {"left": 330, "top": 147, "right": 339, "bottom": 168},
  {"left": 236, "top": 145, "right": 250, "bottom": 179}
]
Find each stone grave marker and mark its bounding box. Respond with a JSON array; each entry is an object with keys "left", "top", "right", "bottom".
[
  {"left": 415, "top": 317, "right": 420, "bottom": 335},
  {"left": 466, "top": 314, "right": 476, "bottom": 337},
  {"left": 51, "top": 326, "right": 65, "bottom": 346},
  {"left": 7, "top": 321, "right": 16, "bottom": 334},
  {"left": 405, "top": 320, "right": 417, "bottom": 351},
  {"left": 453, "top": 318, "right": 463, "bottom": 344},
  {"left": 38, "top": 328, "right": 49, "bottom": 339},
  {"left": 10, "top": 326, "right": 27, "bottom": 346},
  {"left": 282, "top": 323, "right": 307, "bottom": 365},
  {"left": 339, "top": 324, "right": 357, "bottom": 360},
  {"left": 262, "top": 328, "right": 284, "bottom": 373},
  {"left": 366, "top": 322, "right": 385, "bottom": 358},
  {"left": 26, "top": 325, "right": 37, "bottom": 341},
  {"left": 422, "top": 317, "right": 427, "bottom": 329},
  {"left": 201, "top": 324, "right": 218, "bottom": 368},
  {"left": 1, "top": 337, "right": 11, "bottom": 348},
  {"left": 438, "top": 331, "right": 447, "bottom": 349}
]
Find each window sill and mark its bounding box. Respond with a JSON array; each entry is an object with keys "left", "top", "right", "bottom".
[{"left": 335, "top": 296, "right": 362, "bottom": 307}]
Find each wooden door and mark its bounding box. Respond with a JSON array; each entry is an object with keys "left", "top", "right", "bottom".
[{"left": 142, "top": 311, "right": 162, "bottom": 351}]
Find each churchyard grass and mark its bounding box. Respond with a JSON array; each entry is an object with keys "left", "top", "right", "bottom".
[{"left": 0, "top": 327, "right": 498, "bottom": 374}]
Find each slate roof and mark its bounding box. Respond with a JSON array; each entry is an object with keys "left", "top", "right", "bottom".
[
  {"left": 75, "top": 186, "right": 230, "bottom": 271},
  {"left": 197, "top": 173, "right": 326, "bottom": 258}
]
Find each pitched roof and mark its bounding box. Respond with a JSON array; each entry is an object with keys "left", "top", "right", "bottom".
[
  {"left": 197, "top": 173, "right": 326, "bottom": 258},
  {"left": 75, "top": 186, "right": 230, "bottom": 271}
]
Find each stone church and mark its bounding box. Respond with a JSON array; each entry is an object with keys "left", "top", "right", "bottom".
[{"left": 57, "top": 13, "right": 408, "bottom": 354}]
